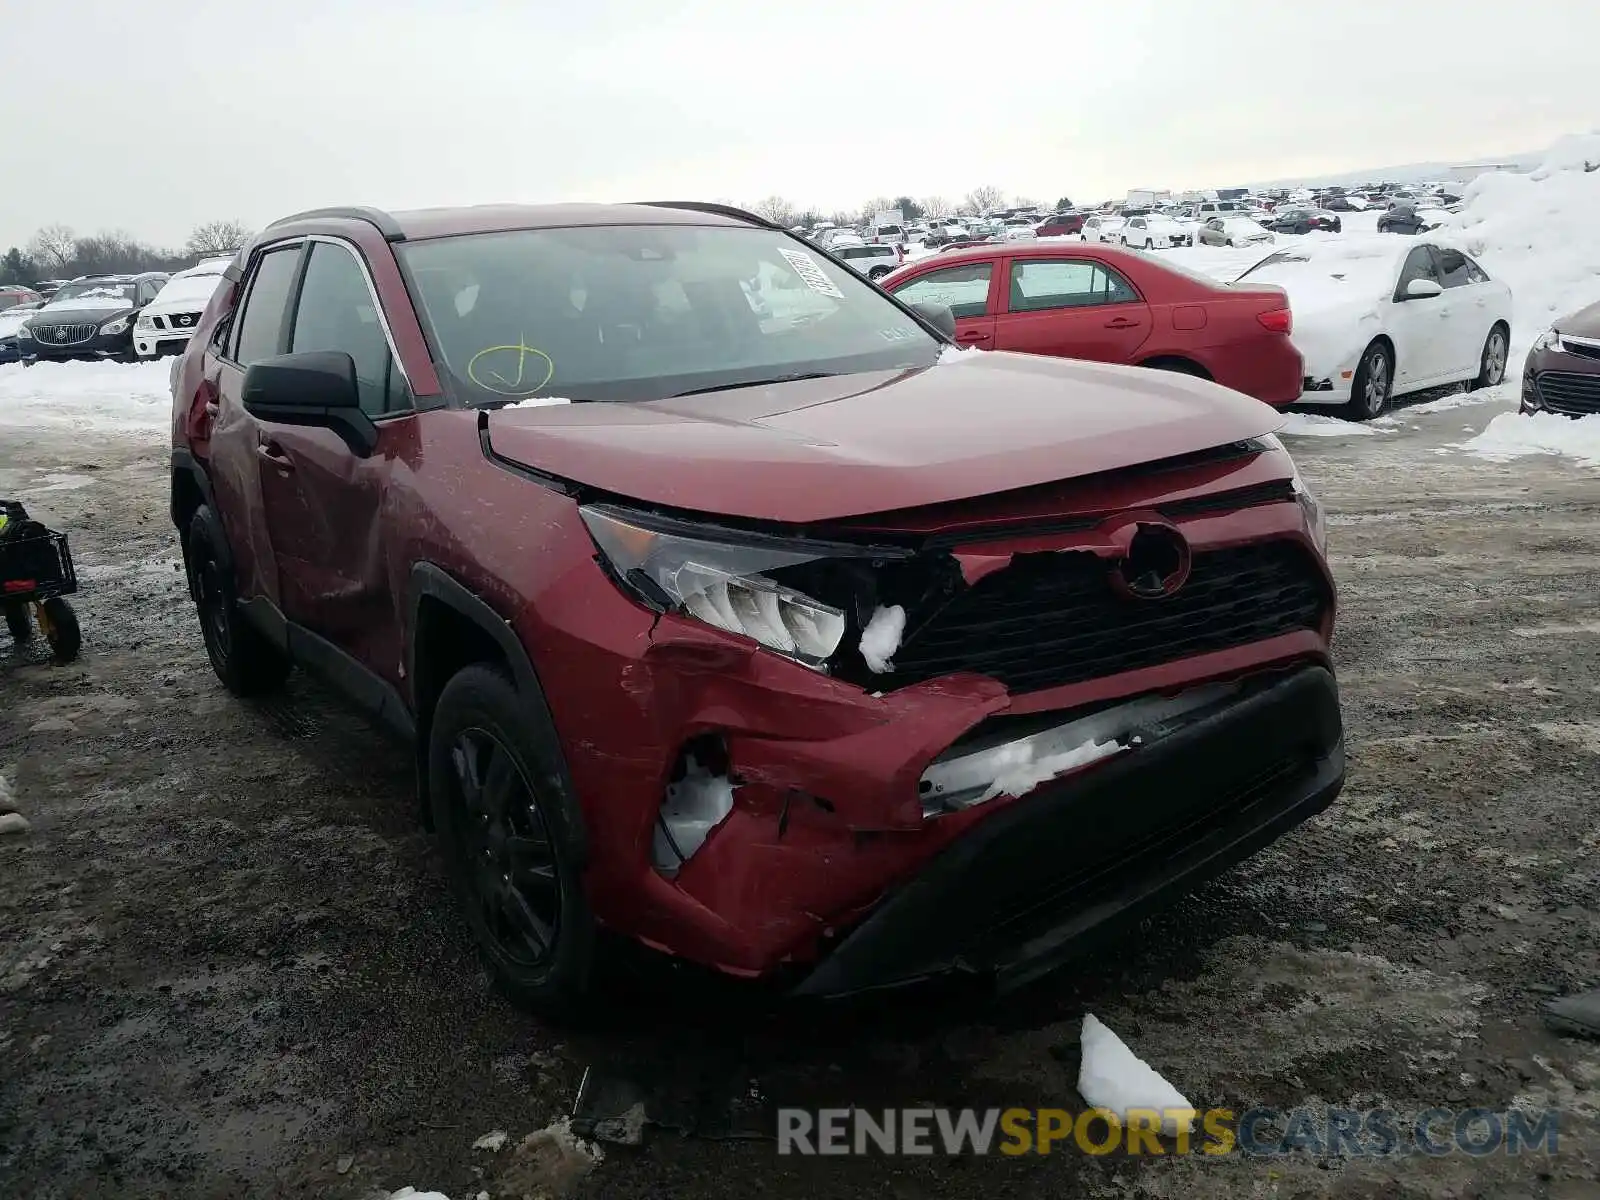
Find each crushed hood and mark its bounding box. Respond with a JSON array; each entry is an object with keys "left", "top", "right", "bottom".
[{"left": 485, "top": 351, "right": 1283, "bottom": 523}]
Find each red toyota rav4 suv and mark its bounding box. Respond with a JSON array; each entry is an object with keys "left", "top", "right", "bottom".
[{"left": 170, "top": 202, "right": 1343, "bottom": 1012}]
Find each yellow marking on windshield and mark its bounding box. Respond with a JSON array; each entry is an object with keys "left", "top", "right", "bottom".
[{"left": 465, "top": 339, "right": 555, "bottom": 396}]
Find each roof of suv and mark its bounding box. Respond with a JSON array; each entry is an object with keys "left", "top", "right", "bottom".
[{"left": 263, "top": 201, "right": 773, "bottom": 244}]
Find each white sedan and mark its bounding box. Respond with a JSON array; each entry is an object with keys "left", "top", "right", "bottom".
[
  {"left": 1198, "top": 216, "right": 1275, "bottom": 248},
  {"left": 1235, "top": 236, "right": 1513, "bottom": 419},
  {"left": 1121, "top": 213, "right": 1192, "bottom": 248},
  {"left": 1080, "top": 214, "right": 1126, "bottom": 243}
]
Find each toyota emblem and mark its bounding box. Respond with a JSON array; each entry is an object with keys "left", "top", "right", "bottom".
[{"left": 1115, "top": 524, "right": 1192, "bottom": 599}]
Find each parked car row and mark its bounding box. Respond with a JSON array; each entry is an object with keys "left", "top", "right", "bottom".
[{"left": 0, "top": 257, "right": 233, "bottom": 366}]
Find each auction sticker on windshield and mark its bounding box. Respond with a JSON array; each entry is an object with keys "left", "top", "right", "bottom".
[{"left": 778, "top": 248, "right": 845, "bottom": 299}]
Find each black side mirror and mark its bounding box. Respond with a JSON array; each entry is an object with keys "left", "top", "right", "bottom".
[
  {"left": 242, "top": 350, "right": 377, "bottom": 455},
  {"left": 910, "top": 301, "right": 957, "bottom": 340}
]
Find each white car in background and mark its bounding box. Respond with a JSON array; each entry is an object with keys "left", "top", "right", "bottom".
[
  {"left": 1081, "top": 214, "right": 1126, "bottom": 243},
  {"left": 1121, "top": 213, "right": 1192, "bottom": 248},
  {"left": 817, "top": 227, "right": 866, "bottom": 250},
  {"left": 1000, "top": 218, "right": 1037, "bottom": 241},
  {"left": 1198, "top": 216, "right": 1275, "bottom": 248},
  {"left": 829, "top": 241, "right": 903, "bottom": 279},
  {"left": 1236, "top": 237, "right": 1512, "bottom": 419},
  {"left": 134, "top": 258, "right": 230, "bottom": 358}
]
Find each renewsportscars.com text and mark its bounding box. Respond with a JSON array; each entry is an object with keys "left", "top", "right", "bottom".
[{"left": 777, "top": 1106, "right": 1560, "bottom": 1158}]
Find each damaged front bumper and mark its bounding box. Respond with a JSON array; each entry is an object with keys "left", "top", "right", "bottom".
[{"left": 794, "top": 665, "right": 1344, "bottom": 997}]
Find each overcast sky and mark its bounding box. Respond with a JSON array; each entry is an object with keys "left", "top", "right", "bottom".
[{"left": 2, "top": 0, "right": 1595, "bottom": 249}]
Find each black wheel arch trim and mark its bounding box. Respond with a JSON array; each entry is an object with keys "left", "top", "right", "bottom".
[{"left": 406, "top": 561, "right": 589, "bottom": 862}]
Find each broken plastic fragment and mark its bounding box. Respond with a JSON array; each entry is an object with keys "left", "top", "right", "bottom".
[
  {"left": 472, "top": 1129, "right": 509, "bottom": 1152},
  {"left": 859, "top": 604, "right": 906, "bottom": 674},
  {"left": 1077, "top": 1013, "right": 1195, "bottom": 1136},
  {"left": 651, "top": 755, "right": 737, "bottom": 872},
  {"left": 502, "top": 395, "right": 573, "bottom": 408}
]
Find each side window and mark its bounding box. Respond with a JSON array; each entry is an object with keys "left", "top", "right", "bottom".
[
  {"left": 137, "top": 279, "right": 161, "bottom": 305},
  {"left": 232, "top": 247, "right": 301, "bottom": 365},
  {"left": 289, "top": 242, "right": 411, "bottom": 417},
  {"left": 891, "top": 263, "right": 993, "bottom": 319},
  {"left": 1463, "top": 255, "right": 1490, "bottom": 284},
  {"left": 1435, "top": 247, "right": 1474, "bottom": 288},
  {"left": 1397, "top": 246, "right": 1440, "bottom": 293},
  {"left": 1009, "top": 260, "right": 1138, "bottom": 312}
]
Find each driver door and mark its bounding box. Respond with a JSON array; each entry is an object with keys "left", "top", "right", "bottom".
[{"left": 1389, "top": 245, "right": 1451, "bottom": 389}]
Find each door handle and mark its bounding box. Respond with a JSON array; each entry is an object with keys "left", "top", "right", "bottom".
[
  {"left": 256, "top": 443, "right": 294, "bottom": 471},
  {"left": 956, "top": 331, "right": 991, "bottom": 344},
  {"left": 1104, "top": 317, "right": 1141, "bottom": 329}
]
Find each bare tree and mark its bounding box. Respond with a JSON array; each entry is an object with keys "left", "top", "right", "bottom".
[
  {"left": 963, "top": 186, "right": 1007, "bottom": 215},
  {"left": 921, "top": 195, "right": 952, "bottom": 219},
  {"left": 829, "top": 210, "right": 858, "bottom": 228},
  {"left": 752, "top": 196, "right": 798, "bottom": 226},
  {"left": 185, "top": 219, "right": 252, "bottom": 257},
  {"left": 27, "top": 224, "right": 76, "bottom": 273},
  {"left": 861, "top": 196, "right": 894, "bottom": 220}
]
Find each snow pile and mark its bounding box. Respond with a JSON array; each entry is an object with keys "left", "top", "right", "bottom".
[
  {"left": 1277, "top": 412, "right": 1384, "bottom": 437},
  {"left": 858, "top": 604, "right": 905, "bottom": 673},
  {"left": 1460, "top": 412, "right": 1600, "bottom": 469},
  {"left": 0, "top": 360, "right": 171, "bottom": 435},
  {"left": 1077, "top": 1014, "right": 1195, "bottom": 1137},
  {"left": 1431, "top": 134, "right": 1600, "bottom": 363},
  {"left": 502, "top": 395, "right": 572, "bottom": 409}
]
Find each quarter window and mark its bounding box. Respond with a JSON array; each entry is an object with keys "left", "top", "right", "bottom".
[
  {"left": 891, "top": 263, "right": 993, "bottom": 319},
  {"left": 232, "top": 247, "right": 301, "bottom": 365},
  {"left": 1009, "top": 259, "right": 1138, "bottom": 312},
  {"left": 290, "top": 242, "right": 410, "bottom": 417},
  {"left": 1434, "top": 247, "right": 1473, "bottom": 288}
]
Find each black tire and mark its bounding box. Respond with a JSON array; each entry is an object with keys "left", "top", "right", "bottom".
[
  {"left": 429, "top": 664, "right": 595, "bottom": 1015},
  {"left": 1471, "top": 324, "right": 1510, "bottom": 391},
  {"left": 5, "top": 603, "right": 31, "bottom": 642},
  {"left": 868, "top": 266, "right": 891, "bottom": 281},
  {"left": 40, "top": 597, "right": 80, "bottom": 663},
  {"left": 187, "top": 506, "right": 290, "bottom": 695},
  {"left": 1345, "top": 340, "right": 1394, "bottom": 420}
]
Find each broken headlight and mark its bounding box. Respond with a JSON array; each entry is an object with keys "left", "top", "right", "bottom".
[{"left": 579, "top": 504, "right": 896, "bottom": 668}]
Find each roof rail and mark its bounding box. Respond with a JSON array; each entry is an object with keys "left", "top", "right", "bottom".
[
  {"left": 638, "top": 201, "right": 779, "bottom": 230},
  {"left": 265, "top": 205, "right": 405, "bottom": 242}
]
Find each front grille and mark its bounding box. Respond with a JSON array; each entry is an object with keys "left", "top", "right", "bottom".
[
  {"left": 1535, "top": 371, "right": 1600, "bottom": 416},
  {"left": 31, "top": 323, "right": 96, "bottom": 346},
  {"left": 170, "top": 312, "right": 201, "bottom": 329},
  {"left": 885, "top": 541, "right": 1327, "bottom": 693},
  {"left": 152, "top": 315, "right": 169, "bottom": 330}
]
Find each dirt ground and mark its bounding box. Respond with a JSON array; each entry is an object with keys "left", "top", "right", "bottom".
[{"left": 3, "top": 388, "right": 1599, "bottom": 1200}]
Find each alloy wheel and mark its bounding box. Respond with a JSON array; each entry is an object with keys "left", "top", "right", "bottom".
[
  {"left": 449, "top": 727, "right": 561, "bottom": 968},
  {"left": 1484, "top": 330, "right": 1507, "bottom": 385},
  {"left": 1364, "top": 350, "right": 1390, "bottom": 415}
]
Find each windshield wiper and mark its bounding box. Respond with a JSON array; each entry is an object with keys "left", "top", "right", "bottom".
[{"left": 668, "top": 372, "right": 837, "bottom": 398}]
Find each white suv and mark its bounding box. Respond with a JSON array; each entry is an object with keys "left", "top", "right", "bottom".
[
  {"left": 134, "top": 258, "right": 230, "bottom": 359},
  {"left": 831, "top": 242, "right": 903, "bottom": 280}
]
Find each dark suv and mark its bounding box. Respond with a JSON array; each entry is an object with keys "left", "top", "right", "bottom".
[
  {"left": 21, "top": 271, "right": 168, "bottom": 362},
  {"left": 169, "top": 202, "right": 1344, "bottom": 1010}
]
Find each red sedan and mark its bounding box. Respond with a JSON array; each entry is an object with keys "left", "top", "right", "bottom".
[{"left": 882, "top": 243, "right": 1301, "bottom": 407}]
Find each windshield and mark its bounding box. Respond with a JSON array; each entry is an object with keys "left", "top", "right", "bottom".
[
  {"left": 399, "top": 225, "right": 940, "bottom": 404},
  {"left": 49, "top": 280, "right": 136, "bottom": 306}
]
